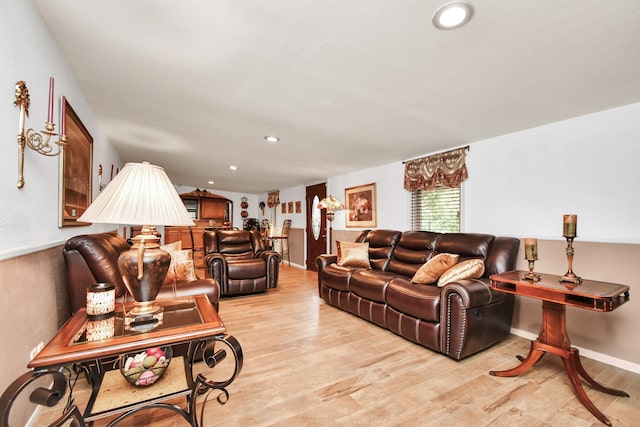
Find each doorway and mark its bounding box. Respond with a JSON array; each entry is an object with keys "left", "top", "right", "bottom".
[{"left": 305, "top": 183, "right": 327, "bottom": 271}]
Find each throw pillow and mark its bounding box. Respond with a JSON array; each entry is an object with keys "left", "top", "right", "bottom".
[
  {"left": 160, "top": 241, "right": 197, "bottom": 283},
  {"left": 337, "top": 241, "right": 371, "bottom": 268},
  {"left": 437, "top": 258, "right": 485, "bottom": 287},
  {"left": 411, "top": 253, "right": 460, "bottom": 285},
  {"left": 170, "top": 249, "right": 198, "bottom": 282}
]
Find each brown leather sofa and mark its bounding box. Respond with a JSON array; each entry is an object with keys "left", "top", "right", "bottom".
[
  {"left": 316, "top": 230, "right": 520, "bottom": 360},
  {"left": 204, "top": 229, "right": 281, "bottom": 296},
  {"left": 64, "top": 232, "right": 220, "bottom": 314}
]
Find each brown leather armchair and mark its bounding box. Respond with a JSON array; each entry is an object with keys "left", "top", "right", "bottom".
[
  {"left": 204, "top": 229, "right": 281, "bottom": 296},
  {"left": 63, "top": 232, "right": 220, "bottom": 314}
]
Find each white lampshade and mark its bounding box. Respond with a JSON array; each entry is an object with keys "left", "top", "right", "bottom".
[
  {"left": 78, "top": 162, "right": 194, "bottom": 226},
  {"left": 318, "top": 195, "right": 344, "bottom": 212}
]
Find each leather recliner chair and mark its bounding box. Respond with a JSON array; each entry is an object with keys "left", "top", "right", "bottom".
[
  {"left": 63, "top": 232, "right": 221, "bottom": 314},
  {"left": 204, "top": 229, "right": 281, "bottom": 296}
]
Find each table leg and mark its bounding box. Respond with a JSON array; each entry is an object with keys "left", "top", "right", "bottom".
[
  {"left": 490, "top": 300, "right": 629, "bottom": 425},
  {"left": 490, "top": 341, "right": 545, "bottom": 377}
]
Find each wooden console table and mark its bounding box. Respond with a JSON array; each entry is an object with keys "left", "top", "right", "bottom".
[
  {"left": 0, "top": 295, "right": 243, "bottom": 426},
  {"left": 489, "top": 271, "right": 630, "bottom": 426}
]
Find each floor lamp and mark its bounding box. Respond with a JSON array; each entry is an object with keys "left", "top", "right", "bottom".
[{"left": 318, "top": 195, "right": 344, "bottom": 254}]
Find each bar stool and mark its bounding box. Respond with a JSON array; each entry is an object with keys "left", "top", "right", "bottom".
[{"left": 268, "top": 219, "right": 291, "bottom": 265}]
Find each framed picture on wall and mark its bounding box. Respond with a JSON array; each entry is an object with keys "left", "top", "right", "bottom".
[
  {"left": 295, "top": 201, "right": 301, "bottom": 213},
  {"left": 345, "top": 183, "right": 377, "bottom": 228},
  {"left": 59, "top": 97, "right": 93, "bottom": 227},
  {"left": 282, "top": 203, "right": 286, "bottom": 214},
  {"left": 288, "top": 201, "right": 293, "bottom": 213}
]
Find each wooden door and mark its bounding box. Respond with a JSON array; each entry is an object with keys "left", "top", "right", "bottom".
[{"left": 305, "top": 183, "right": 327, "bottom": 271}]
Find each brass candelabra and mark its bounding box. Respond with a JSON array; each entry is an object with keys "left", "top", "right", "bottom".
[
  {"left": 14, "top": 79, "right": 67, "bottom": 188},
  {"left": 560, "top": 214, "right": 581, "bottom": 284}
]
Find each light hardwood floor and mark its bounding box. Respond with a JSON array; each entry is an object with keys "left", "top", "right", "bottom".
[{"left": 37, "top": 266, "right": 639, "bottom": 426}]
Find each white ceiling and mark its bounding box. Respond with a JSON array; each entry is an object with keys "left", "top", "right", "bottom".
[{"left": 31, "top": 0, "right": 640, "bottom": 194}]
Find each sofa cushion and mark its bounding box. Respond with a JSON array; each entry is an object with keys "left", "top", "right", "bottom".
[
  {"left": 350, "top": 269, "right": 398, "bottom": 303},
  {"left": 321, "top": 264, "right": 357, "bottom": 292},
  {"left": 411, "top": 253, "right": 459, "bottom": 284},
  {"left": 337, "top": 241, "right": 371, "bottom": 268},
  {"left": 386, "top": 278, "right": 441, "bottom": 322},
  {"left": 438, "top": 258, "right": 485, "bottom": 287},
  {"left": 227, "top": 258, "right": 267, "bottom": 280}
]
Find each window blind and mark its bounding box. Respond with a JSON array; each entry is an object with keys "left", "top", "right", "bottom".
[{"left": 410, "top": 186, "right": 460, "bottom": 232}]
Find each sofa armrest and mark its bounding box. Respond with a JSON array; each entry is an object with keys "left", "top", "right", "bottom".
[
  {"left": 440, "top": 278, "right": 502, "bottom": 310},
  {"left": 256, "top": 250, "right": 281, "bottom": 288},
  {"left": 439, "top": 278, "right": 513, "bottom": 360},
  {"left": 316, "top": 254, "right": 338, "bottom": 272},
  {"left": 204, "top": 253, "right": 228, "bottom": 294}
]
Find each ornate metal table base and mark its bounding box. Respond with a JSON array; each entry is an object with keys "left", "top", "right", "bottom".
[{"left": 0, "top": 335, "right": 243, "bottom": 427}]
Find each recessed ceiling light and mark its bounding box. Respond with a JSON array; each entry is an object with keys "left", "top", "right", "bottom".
[
  {"left": 264, "top": 135, "right": 279, "bottom": 143},
  {"left": 207, "top": 180, "right": 214, "bottom": 185},
  {"left": 228, "top": 165, "right": 238, "bottom": 171},
  {"left": 432, "top": 1, "right": 474, "bottom": 30}
]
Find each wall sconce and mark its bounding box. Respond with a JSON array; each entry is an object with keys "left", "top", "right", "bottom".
[{"left": 14, "top": 78, "right": 67, "bottom": 189}]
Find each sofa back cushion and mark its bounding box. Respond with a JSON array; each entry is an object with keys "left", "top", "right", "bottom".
[
  {"left": 205, "top": 230, "right": 256, "bottom": 259},
  {"left": 434, "top": 233, "right": 495, "bottom": 277},
  {"left": 360, "top": 229, "right": 402, "bottom": 271},
  {"left": 484, "top": 236, "right": 521, "bottom": 275},
  {"left": 63, "top": 232, "right": 131, "bottom": 301},
  {"left": 386, "top": 231, "right": 440, "bottom": 277}
]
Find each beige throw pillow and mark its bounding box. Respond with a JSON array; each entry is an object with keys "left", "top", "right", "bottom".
[
  {"left": 337, "top": 241, "right": 371, "bottom": 268},
  {"left": 160, "top": 241, "right": 197, "bottom": 283},
  {"left": 171, "top": 249, "right": 198, "bottom": 282},
  {"left": 411, "top": 253, "right": 460, "bottom": 285},
  {"left": 437, "top": 258, "right": 485, "bottom": 287}
]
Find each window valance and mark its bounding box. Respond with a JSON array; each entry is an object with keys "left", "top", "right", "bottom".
[
  {"left": 403, "top": 147, "right": 469, "bottom": 192},
  {"left": 267, "top": 191, "right": 280, "bottom": 208}
]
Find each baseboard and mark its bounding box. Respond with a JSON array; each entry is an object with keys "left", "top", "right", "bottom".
[{"left": 510, "top": 327, "right": 640, "bottom": 374}]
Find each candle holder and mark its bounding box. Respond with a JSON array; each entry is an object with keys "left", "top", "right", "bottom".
[
  {"left": 560, "top": 236, "right": 582, "bottom": 284},
  {"left": 521, "top": 238, "right": 541, "bottom": 281},
  {"left": 521, "top": 259, "right": 542, "bottom": 281},
  {"left": 14, "top": 80, "right": 67, "bottom": 189}
]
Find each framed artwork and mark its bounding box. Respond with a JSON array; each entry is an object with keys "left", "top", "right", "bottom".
[
  {"left": 59, "top": 97, "right": 93, "bottom": 227},
  {"left": 295, "top": 201, "right": 301, "bottom": 213},
  {"left": 288, "top": 201, "right": 293, "bottom": 213},
  {"left": 282, "top": 203, "right": 286, "bottom": 214},
  {"left": 345, "top": 183, "right": 377, "bottom": 228}
]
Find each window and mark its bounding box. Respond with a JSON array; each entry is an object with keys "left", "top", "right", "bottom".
[{"left": 410, "top": 185, "right": 460, "bottom": 232}]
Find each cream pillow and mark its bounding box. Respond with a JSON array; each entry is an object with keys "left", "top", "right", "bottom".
[
  {"left": 161, "top": 241, "right": 197, "bottom": 283},
  {"left": 437, "top": 258, "right": 485, "bottom": 287},
  {"left": 337, "top": 241, "right": 371, "bottom": 268},
  {"left": 170, "top": 249, "right": 198, "bottom": 282},
  {"left": 411, "top": 253, "right": 459, "bottom": 284}
]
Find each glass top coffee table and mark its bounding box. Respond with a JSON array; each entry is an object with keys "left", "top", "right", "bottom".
[{"left": 2, "top": 295, "right": 242, "bottom": 426}]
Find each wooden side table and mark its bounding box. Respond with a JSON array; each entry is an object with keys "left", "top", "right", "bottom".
[{"left": 489, "top": 271, "right": 630, "bottom": 426}]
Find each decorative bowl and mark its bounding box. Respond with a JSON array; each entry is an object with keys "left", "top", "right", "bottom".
[{"left": 120, "top": 346, "right": 172, "bottom": 387}]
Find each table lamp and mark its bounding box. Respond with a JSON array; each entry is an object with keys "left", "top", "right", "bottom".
[
  {"left": 318, "top": 195, "right": 344, "bottom": 253},
  {"left": 78, "top": 162, "right": 194, "bottom": 316}
]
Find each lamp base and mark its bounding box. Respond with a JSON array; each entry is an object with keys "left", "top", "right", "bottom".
[
  {"left": 129, "top": 300, "right": 163, "bottom": 316},
  {"left": 118, "top": 225, "right": 171, "bottom": 320}
]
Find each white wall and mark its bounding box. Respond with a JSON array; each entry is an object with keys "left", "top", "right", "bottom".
[
  {"left": 0, "top": 0, "right": 120, "bottom": 261},
  {"left": 465, "top": 102, "right": 640, "bottom": 243},
  {"left": 324, "top": 102, "right": 640, "bottom": 244},
  {"left": 258, "top": 185, "right": 307, "bottom": 230},
  {"left": 329, "top": 162, "right": 408, "bottom": 232}
]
